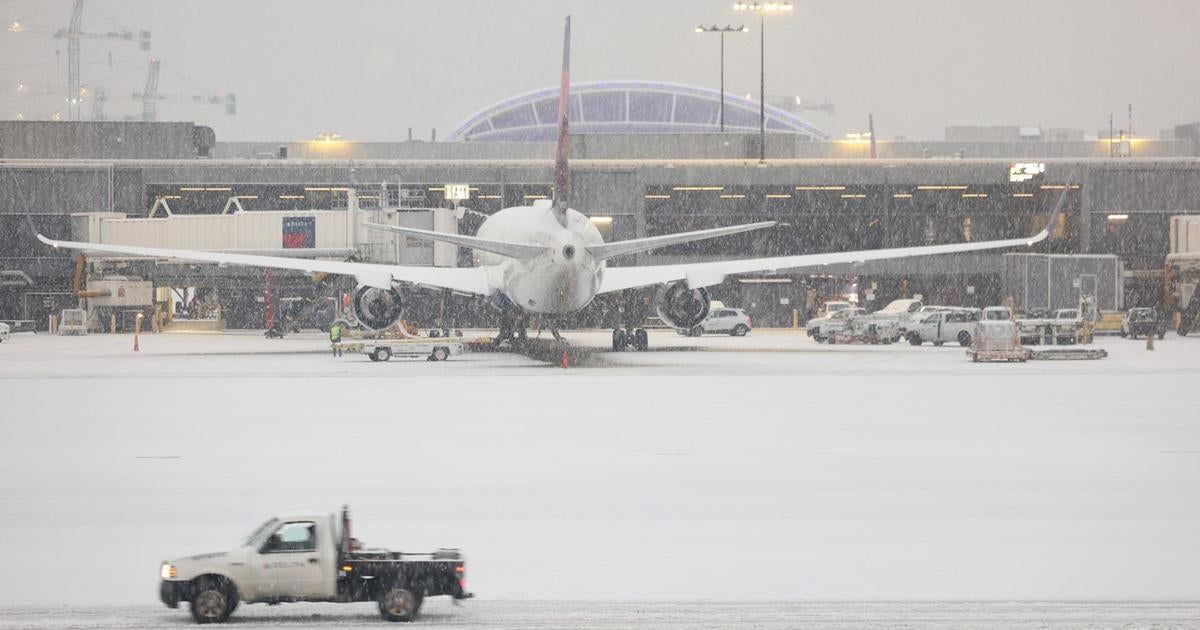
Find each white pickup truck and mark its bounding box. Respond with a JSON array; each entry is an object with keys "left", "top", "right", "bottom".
[
  {"left": 907, "top": 308, "right": 982, "bottom": 346},
  {"left": 159, "top": 507, "right": 471, "bottom": 623}
]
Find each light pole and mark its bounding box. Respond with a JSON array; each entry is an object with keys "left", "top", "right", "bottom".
[
  {"left": 733, "top": 1, "right": 793, "bottom": 163},
  {"left": 695, "top": 24, "right": 747, "bottom": 132}
]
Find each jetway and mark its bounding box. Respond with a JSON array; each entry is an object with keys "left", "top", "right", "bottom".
[{"left": 67, "top": 195, "right": 459, "bottom": 267}]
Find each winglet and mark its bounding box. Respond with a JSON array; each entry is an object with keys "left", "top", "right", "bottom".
[
  {"left": 551, "top": 16, "right": 571, "bottom": 227},
  {"left": 1028, "top": 183, "right": 1070, "bottom": 245}
]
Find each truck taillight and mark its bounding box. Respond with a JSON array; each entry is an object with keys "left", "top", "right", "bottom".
[{"left": 455, "top": 563, "right": 464, "bottom": 575}]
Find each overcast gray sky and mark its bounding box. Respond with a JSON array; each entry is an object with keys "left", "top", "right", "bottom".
[{"left": 1, "top": 0, "right": 1197, "bottom": 142}]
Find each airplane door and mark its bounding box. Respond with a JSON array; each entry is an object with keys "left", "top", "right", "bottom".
[{"left": 256, "top": 521, "right": 328, "bottom": 600}]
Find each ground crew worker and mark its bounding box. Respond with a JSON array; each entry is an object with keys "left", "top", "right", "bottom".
[{"left": 329, "top": 322, "right": 343, "bottom": 356}]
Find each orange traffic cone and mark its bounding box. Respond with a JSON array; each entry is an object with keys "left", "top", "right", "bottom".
[
  {"left": 133, "top": 334, "right": 140, "bottom": 352},
  {"left": 561, "top": 349, "right": 568, "bottom": 369}
]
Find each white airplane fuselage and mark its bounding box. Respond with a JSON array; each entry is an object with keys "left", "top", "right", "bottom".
[{"left": 473, "top": 200, "right": 605, "bottom": 314}]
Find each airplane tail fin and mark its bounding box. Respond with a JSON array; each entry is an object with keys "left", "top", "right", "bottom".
[
  {"left": 551, "top": 16, "right": 571, "bottom": 227},
  {"left": 585, "top": 221, "right": 776, "bottom": 261}
]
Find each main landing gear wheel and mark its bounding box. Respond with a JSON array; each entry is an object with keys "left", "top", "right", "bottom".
[
  {"left": 633, "top": 328, "right": 649, "bottom": 351},
  {"left": 378, "top": 584, "right": 423, "bottom": 622},
  {"left": 190, "top": 577, "right": 236, "bottom": 624}
]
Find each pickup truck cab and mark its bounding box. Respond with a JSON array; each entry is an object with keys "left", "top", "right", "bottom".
[
  {"left": 908, "top": 308, "right": 982, "bottom": 346},
  {"left": 159, "top": 507, "right": 470, "bottom": 623}
]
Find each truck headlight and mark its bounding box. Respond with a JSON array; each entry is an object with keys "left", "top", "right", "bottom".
[{"left": 161, "top": 563, "right": 177, "bottom": 579}]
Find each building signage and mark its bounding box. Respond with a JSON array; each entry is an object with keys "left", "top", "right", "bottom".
[
  {"left": 282, "top": 216, "right": 315, "bottom": 249},
  {"left": 1009, "top": 162, "right": 1046, "bottom": 182}
]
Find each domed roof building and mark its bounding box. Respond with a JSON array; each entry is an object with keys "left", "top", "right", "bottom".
[{"left": 446, "top": 80, "right": 826, "bottom": 142}]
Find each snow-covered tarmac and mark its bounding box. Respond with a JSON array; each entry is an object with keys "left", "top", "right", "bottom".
[{"left": 1, "top": 329, "right": 1198, "bottom": 627}]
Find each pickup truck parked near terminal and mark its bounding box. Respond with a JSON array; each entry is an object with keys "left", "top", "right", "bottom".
[
  {"left": 1121, "top": 307, "right": 1167, "bottom": 339},
  {"left": 908, "top": 308, "right": 982, "bottom": 346},
  {"left": 159, "top": 507, "right": 471, "bottom": 623}
]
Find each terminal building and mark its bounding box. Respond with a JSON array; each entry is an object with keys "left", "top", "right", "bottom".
[{"left": 2, "top": 88, "right": 1199, "bottom": 330}]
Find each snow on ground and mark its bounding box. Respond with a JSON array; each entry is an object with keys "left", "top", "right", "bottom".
[{"left": 1, "top": 329, "right": 1198, "bottom": 625}]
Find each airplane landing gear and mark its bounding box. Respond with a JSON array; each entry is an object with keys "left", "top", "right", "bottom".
[
  {"left": 612, "top": 327, "right": 648, "bottom": 351},
  {"left": 495, "top": 312, "right": 529, "bottom": 349}
]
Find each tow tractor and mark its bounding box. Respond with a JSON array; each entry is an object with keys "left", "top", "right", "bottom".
[
  {"left": 335, "top": 337, "right": 464, "bottom": 362},
  {"left": 159, "top": 506, "right": 472, "bottom": 623}
]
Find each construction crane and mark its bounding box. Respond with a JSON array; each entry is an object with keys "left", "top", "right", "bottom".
[
  {"left": 132, "top": 60, "right": 236, "bottom": 122},
  {"left": 7, "top": 0, "right": 150, "bottom": 120}
]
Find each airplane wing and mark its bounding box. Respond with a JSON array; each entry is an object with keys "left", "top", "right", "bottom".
[
  {"left": 36, "top": 234, "right": 494, "bottom": 296},
  {"left": 598, "top": 188, "right": 1067, "bottom": 295}
]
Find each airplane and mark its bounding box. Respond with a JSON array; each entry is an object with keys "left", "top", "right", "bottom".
[{"left": 37, "top": 16, "right": 1066, "bottom": 351}]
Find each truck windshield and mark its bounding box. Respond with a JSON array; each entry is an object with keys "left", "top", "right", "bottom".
[{"left": 243, "top": 518, "right": 278, "bottom": 547}]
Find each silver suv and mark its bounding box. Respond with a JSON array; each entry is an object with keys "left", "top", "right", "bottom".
[{"left": 680, "top": 307, "right": 753, "bottom": 336}]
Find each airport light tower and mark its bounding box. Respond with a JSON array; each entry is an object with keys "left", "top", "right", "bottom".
[
  {"left": 733, "top": 1, "right": 793, "bottom": 163},
  {"left": 695, "top": 24, "right": 747, "bottom": 132}
]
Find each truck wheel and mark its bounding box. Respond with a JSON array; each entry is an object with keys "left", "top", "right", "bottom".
[
  {"left": 907, "top": 333, "right": 922, "bottom": 346},
  {"left": 957, "top": 331, "right": 972, "bottom": 347},
  {"left": 190, "top": 577, "right": 236, "bottom": 624},
  {"left": 1158, "top": 330, "right": 1166, "bottom": 340},
  {"left": 375, "top": 347, "right": 391, "bottom": 362},
  {"left": 731, "top": 324, "right": 749, "bottom": 337},
  {"left": 378, "top": 584, "right": 423, "bottom": 622},
  {"left": 429, "top": 346, "right": 449, "bottom": 361},
  {"left": 826, "top": 335, "right": 836, "bottom": 345}
]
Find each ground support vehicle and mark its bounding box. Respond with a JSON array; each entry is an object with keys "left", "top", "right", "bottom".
[
  {"left": 859, "top": 298, "right": 924, "bottom": 340},
  {"left": 1121, "top": 308, "right": 1168, "bottom": 339},
  {"left": 1027, "top": 346, "right": 1108, "bottom": 360},
  {"left": 678, "top": 307, "right": 752, "bottom": 337},
  {"left": 334, "top": 338, "right": 463, "bottom": 362},
  {"left": 848, "top": 317, "right": 899, "bottom": 344},
  {"left": 807, "top": 307, "right": 865, "bottom": 343},
  {"left": 1016, "top": 309, "right": 1082, "bottom": 345},
  {"left": 966, "top": 321, "right": 1030, "bottom": 362},
  {"left": 908, "top": 308, "right": 982, "bottom": 346},
  {"left": 159, "top": 507, "right": 471, "bottom": 624}
]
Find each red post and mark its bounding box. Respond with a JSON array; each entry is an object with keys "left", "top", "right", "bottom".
[
  {"left": 264, "top": 269, "right": 274, "bottom": 331},
  {"left": 561, "top": 349, "right": 569, "bottom": 369}
]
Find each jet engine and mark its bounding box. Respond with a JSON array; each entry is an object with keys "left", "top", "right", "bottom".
[
  {"left": 352, "top": 285, "right": 405, "bottom": 330},
  {"left": 655, "top": 282, "right": 710, "bottom": 329}
]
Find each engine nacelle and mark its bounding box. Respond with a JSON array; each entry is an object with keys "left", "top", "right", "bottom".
[
  {"left": 352, "top": 285, "right": 405, "bottom": 331},
  {"left": 655, "top": 282, "right": 710, "bottom": 330}
]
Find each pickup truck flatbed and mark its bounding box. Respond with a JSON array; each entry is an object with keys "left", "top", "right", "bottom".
[{"left": 159, "top": 507, "right": 471, "bottom": 623}]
